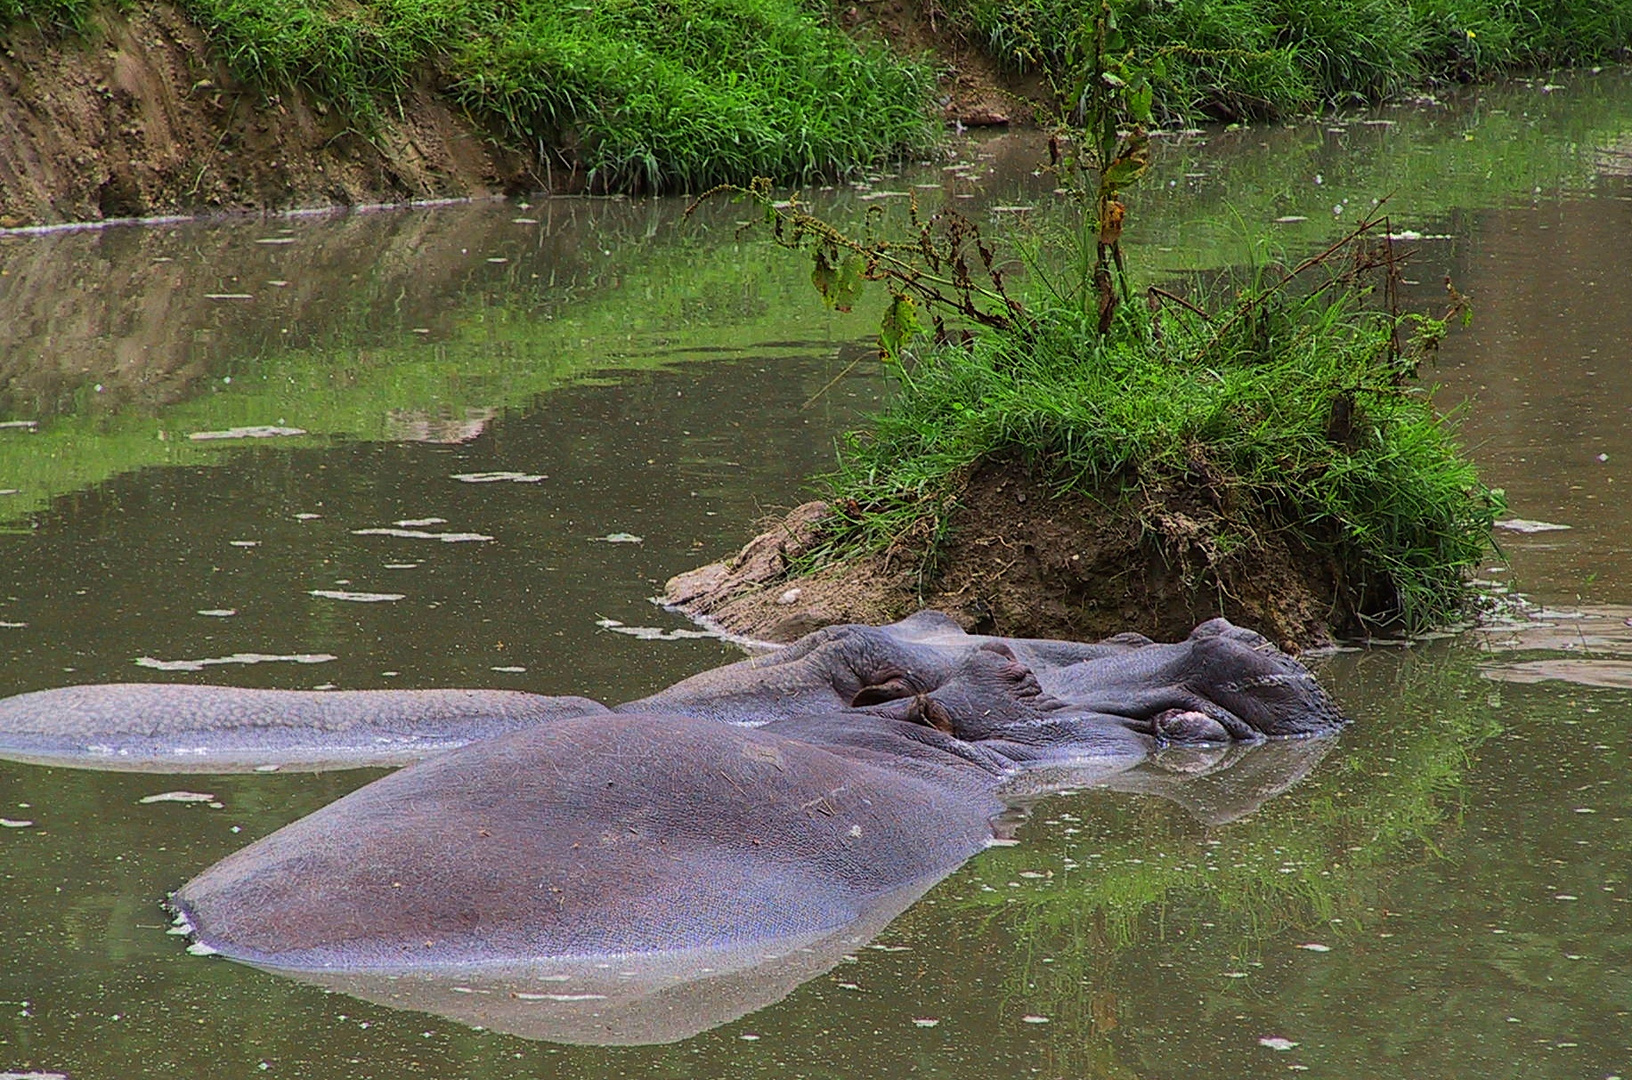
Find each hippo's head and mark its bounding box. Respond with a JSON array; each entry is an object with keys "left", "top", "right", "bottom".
[{"left": 1185, "top": 621, "right": 1347, "bottom": 738}]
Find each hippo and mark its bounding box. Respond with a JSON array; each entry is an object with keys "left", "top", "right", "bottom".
[
  {"left": 0, "top": 611, "right": 1340, "bottom": 772},
  {"left": 0, "top": 685, "right": 609, "bottom": 772},
  {"left": 169, "top": 628, "right": 1345, "bottom": 1043}
]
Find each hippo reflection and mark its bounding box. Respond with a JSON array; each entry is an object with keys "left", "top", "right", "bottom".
[{"left": 0, "top": 612, "right": 1344, "bottom": 1044}]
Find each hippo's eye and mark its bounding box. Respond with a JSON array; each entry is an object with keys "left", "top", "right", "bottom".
[{"left": 851, "top": 678, "right": 914, "bottom": 707}]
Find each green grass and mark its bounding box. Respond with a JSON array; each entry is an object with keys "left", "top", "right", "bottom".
[
  {"left": 812, "top": 261, "right": 1501, "bottom": 634},
  {"left": 950, "top": 0, "right": 1632, "bottom": 122},
  {"left": 0, "top": 0, "right": 102, "bottom": 30},
  {"left": 185, "top": 0, "right": 937, "bottom": 191},
  {"left": 1, "top": 0, "right": 935, "bottom": 191}
]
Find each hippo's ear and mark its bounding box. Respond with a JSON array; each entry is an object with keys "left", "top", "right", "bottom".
[{"left": 851, "top": 678, "right": 915, "bottom": 707}]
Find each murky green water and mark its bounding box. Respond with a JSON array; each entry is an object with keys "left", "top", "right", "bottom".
[{"left": 2, "top": 73, "right": 1631, "bottom": 1078}]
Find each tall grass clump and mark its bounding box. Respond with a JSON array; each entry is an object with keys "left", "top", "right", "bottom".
[
  {"left": 450, "top": 0, "right": 936, "bottom": 191},
  {"left": 165, "top": 0, "right": 935, "bottom": 191},
  {"left": 818, "top": 265, "right": 1498, "bottom": 632},
  {"left": 948, "top": 0, "right": 1632, "bottom": 122}
]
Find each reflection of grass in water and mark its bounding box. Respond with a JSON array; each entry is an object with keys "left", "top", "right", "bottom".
[
  {"left": 3, "top": 77, "right": 1630, "bottom": 527},
  {"left": 0, "top": 236, "right": 872, "bottom": 527},
  {"left": 948, "top": 648, "right": 1499, "bottom": 1068}
]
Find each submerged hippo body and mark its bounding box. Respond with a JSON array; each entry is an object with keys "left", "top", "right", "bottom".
[{"left": 173, "top": 635, "right": 1344, "bottom": 1044}]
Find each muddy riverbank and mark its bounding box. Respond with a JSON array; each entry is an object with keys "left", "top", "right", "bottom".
[{"left": 0, "top": 4, "right": 535, "bottom": 227}]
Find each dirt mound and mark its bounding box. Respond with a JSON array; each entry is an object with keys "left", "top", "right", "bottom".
[
  {"left": 664, "top": 461, "right": 1341, "bottom": 652},
  {"left": 0, "top": 4, "right": 533, "bottom": 227}
]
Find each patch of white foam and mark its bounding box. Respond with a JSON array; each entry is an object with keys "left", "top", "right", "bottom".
[
  {"left": 135, "top": 652, "right": 336, "bottom": 671},
  {"left": 594, "top": 618, "right": 719, "bottom": 641},
  {"left": 189, "top": 426, "right": 307, "bottom": 441},
  {"left": 353, "top": 528, "right": 492, "bottom": 543},
  {"left": 309, "top": 590, "right": 405, "bottom": 602},
  {"left": 452, "top": 471, "right": 547, "bottom": 483}
]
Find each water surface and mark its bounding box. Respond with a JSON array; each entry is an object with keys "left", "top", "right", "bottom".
[{"left": 2, "top": 72, "right": 1631, "bottom": 1079}]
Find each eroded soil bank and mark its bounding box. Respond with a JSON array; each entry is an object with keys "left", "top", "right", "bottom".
[
  {"left": 0, "top": 4, "right": 537, "bottom": 226},
  {"left": 666, "top": 460, "right": 1341, "bottom": 652}
]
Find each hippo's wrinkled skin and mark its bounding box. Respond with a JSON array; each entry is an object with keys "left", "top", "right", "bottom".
[{"left": 169, "top": 626, "right": 1345, "bottom": 1043}]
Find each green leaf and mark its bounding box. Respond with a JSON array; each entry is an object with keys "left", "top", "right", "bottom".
[
  {"left": 833, "top": 253, "right": 866, "bottom": 313},
  {"left": 811, "top": 250, "right": 838, "bottom": 309},
  {"left": 879, "top": 292, "right": 921, "bottom": 362},
  {"left": 1128, "top": 83, "right": 1153, "bottom": 124}
]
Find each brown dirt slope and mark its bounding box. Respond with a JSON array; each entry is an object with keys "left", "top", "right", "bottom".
[
  {"left": 666, "top": 461, "right": 1342, "bottom": 653},
  {"left": 0, "top": 3, "right": 533, "bottom": 227}
]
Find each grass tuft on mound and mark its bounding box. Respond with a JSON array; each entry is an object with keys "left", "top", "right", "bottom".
[{"left": 805, "top": 266, "right": 1500, "bottom": 636}]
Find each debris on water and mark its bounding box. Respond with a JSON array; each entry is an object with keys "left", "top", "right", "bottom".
[
  {"left": 139, "top": 791, "right": 215, "bottom": 804},
  {"left": 739, "top": 1033, "right": 761, "bottom": 1041},
  {"left": 309, "top": 590, "right": 405, "bottom": 602},
  {"left": 135, "top": 652, "right": 336, "bottom": 671},
  {"left": 1495, "top": 518, "right": 1571, "bottom": 533},
  {"left": 0, "top": 818, "right": 33, "bottom": 828},
  {"left": 229, "top": 540, "right": 259, "bottom": 548},
  {"left": 189, "top": 426, "right": 307, "bottom": 441},
  {"left": 491, "top": 665, "right": 527, "bottom": 673},
  {"left": 1259, "top": 1037, "right": 1298, "bottom": 1050},
  {"left": 451, "top": 472, "right": 547, "bottom": 483},
  {"left": 197, "top": 609, "right": 237, "bottom": 617},
  {"left": 353, "top": 528, "right": 493, "bottom": 543},
  {"left": 0, "top": 621, "right": 26, "bottom": 628},
  {"left": 594, "top": 618, "right": 718, "bottom": 641},
  {"left": 912, "top": 1018, "right": 940, "bottom": 1027},
  {"left": 0, "top": 1071, "right": 70, "bottom": 1079},
  {"left": 1481, "top": 659, "right": 1632, "bottom": 690},
  {"left": 592, "top": 533, "right": 644, "bottom": 543},
  {"left": 395, "top": 518, "right": 446, "bottom": 527},
  {"left": 294, "top": 513, "right": 322, "bottom": 520}
]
